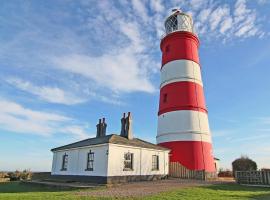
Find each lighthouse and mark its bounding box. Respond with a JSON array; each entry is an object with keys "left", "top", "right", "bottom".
[{"left": 157, "top": 9, "right": 216, "bottom": 174}]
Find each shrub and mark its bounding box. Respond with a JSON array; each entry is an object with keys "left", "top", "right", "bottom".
[
  {"left": 232, "top": 156, "right": 257, "bottom": 176},
  {"left": 7, "top": 169, "right": 32, "bottom": 181}
]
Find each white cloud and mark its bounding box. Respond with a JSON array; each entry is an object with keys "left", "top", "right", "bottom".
[
  {"left": 6, "top": 78, "right": 86, "bottom": 105},
  {"left": 50, "top": 1, "right": 157, "bottom": 94},
  {"left": 197, "top": 8, "right": 212, "bottom": 23},
  {"left": 62, "top": 125, "right": 91, "bottom": 140},
  {"left": 256, "top": 117, "right": 270, "bottom": 125},
  {"left": 194, "top": 0, "right": 264, "bottom": 40},
  {"left": 257, "top": 0, "right": 269, "bottom": 5},
  {"left": 0, "top": 0, "right": 267, "bottom": 107},
  {"left": 189, "top": 0, "right": 207, "bottom": 10},
  {"left": 0, "top": 98, "right": 89, "bottom": 139},
  {"left": 209, "top": 6, "right": 230, "bottom": 31},
  {"left": 52, "top": 53, "right": 155, "bottom": 93},
  {"left": 212, "top": 129, "right": 234, "bottom": 138},
  {"left": 131, "top": 0, "right": 149, "bottom": 23},
  {"left": 150, "top": 0, "right": 164, "bottom": 12},
  {"left": 220, "top": 17, "right": 233, "bottom": 34}
]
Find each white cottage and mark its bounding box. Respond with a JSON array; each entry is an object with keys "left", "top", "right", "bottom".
[{"left": 51, "top": 114, "right": 170, "bottom": 184}]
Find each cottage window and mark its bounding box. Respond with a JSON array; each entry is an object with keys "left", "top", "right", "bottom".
[
  {"left": 123, "top": 152, "right": 133, "bottom": 171},
  {"left": 152, "top": 155, "right": 159, "bottom": 171},
  {"left": 86, "top": 150, "right": 94, "bottom": 171},
  {"left": 61, "top": 154, "right": 68, "bottom": 171}
]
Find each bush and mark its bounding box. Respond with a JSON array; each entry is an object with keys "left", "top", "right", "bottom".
[
  {"left": 232, "top": 156, "right": 257, "bottom": 176},
  {"left": 7, "top": 170, "right": 32, "bottom": 181}
]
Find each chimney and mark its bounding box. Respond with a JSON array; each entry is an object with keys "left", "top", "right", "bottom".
[
  {"left": 126, "top": 112, "right": 133, "bottom": 140},
  {"left": 96, "top": 118, "right": 107, "bottom": 137},
  {"left": 101, "top": 118, "right": 107, "bottom": 137},
  {"left": 120, "top": 113, "right": 126, "bottom": 137},
  {"left": 120, "top": 112, "right": 133, "bottom": 140},
  {"left": 96, "top": 119, "right": 101, "bottom": 137}
]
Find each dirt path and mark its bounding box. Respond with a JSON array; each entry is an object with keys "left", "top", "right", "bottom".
[{"left": 77, "top": 178, "right": 229, "bottom": 198}]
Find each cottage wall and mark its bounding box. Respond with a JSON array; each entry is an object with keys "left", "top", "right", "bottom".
[
  {"left": 51, "top": 143, "right": 169, "bottom": 181},
  {"left": 107, "top": 144, "right": 169, "bottom": 176},
  {"left": 51, "top": 144, "right": 108, "bottom": 176}
]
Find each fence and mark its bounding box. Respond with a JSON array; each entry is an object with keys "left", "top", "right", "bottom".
[
  {"left": 235, "top": 171, "right": 270, "bottom": 185},
  {"left": 169, "top": 162, "right": 216, "bottom": 180}
]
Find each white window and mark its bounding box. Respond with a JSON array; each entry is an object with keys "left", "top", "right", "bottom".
[
  {"left": 86, "top": 150, "right": 94, "bottom": 171},
  {"left": 124, "top": 152, "right": 133, "bottom": 171},
  {"left": 61, "top": 154, "right": 68, "bottom": 171},
  {"left": 152, "top": 155, "right": 159, "bottom": 171}
]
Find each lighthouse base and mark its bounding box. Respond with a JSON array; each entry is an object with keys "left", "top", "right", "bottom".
[
  {"left": 158, "top": 141, "right": 216, "bottom": 172},
  {"left": 169, "top": 161, "right": 217, "bottom": 180}
]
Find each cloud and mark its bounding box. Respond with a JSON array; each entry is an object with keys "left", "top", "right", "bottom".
[
  {"left": 193, "top": 0, "right": 264, "bottom": 40},
  {"left": 131, "top": 0, "right": 149, "bottom": 23},
  {"left": 0, "top": 98, "right": 89, "bottom": 139},
  {"left": 150, "top": 0, "right": 164, "bottom": 13},
  {"left": 62, "top": 125, "right": 92, "bottom": 140},
  {"left": 52, "top": 53, "right": 155, "bottom": 93},
  {"left": 257, "top": 0, "right": 269, "bottom": 5},
  {"left": 212, "top": 129, "right": 234, "bottom": 138},
  {"left": 0, "top": 0, "right": 268, "bottom": 108},
  {"left": 6, "top": 78, "right": 86, "bottom": 105},
  {"left": 255, "top": 117, "right": 270, "bottom": 125}
]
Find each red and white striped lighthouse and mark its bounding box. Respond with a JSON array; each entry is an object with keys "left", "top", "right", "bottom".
[{"left": 157, "top": 9, "right": 215, "bottom": 173}]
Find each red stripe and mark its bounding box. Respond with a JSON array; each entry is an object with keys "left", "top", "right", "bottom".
[
  {"left": 158, "top": 81, "right": 207, "bottom": 115},
  {"left": 158, "top": 141, "right": 215, "bottom": 172},
  {"left": 161, "top": 31, "right": 200, "bottom": 67}
]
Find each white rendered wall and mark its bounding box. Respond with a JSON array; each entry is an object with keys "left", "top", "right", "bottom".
[
  {"left": 107, "top": 144, "right": 169, "bottom": 177},
  {"left": 214, "top": 160, "right": 220, "bottom": 173},
  {"left": 51, "top": 144, "right": 109, "bottom": 176},
  {"left": 51, "top": 143, "right": 169, "bottom": 177}
]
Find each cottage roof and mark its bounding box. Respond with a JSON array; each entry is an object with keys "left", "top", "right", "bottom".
[{"left": 51, "top": 134, "right": 169, "bottom": 152}]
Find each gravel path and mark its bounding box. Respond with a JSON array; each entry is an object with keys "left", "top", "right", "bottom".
[{"left": 77, "top": 178, "right": 227, "bottom": 198}]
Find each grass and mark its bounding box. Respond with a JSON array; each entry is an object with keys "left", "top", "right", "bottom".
[{"left": 0, "top": 181, "right": 269, "bottom": 200}]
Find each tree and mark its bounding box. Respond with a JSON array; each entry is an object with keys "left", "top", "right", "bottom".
[{"left": 232, "top": 156, "right": 257, "bottom": 176}]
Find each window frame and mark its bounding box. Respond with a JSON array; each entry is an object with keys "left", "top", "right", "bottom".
[
  {"left": 61, "top": 153, "right": 68, "bottom": 171},
  {"left": 152, "top": 155, "right": 159, "bottom": 171},
  {"left": 123, "top": 152, "right": 134, "bottom": 171},
  {"left": 85, "top": 150, "right": 94, "bottom": 171}
]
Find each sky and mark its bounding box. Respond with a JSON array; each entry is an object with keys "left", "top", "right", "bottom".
[{"left": 0, "top": 0, "right": 270, "bottom": 172}]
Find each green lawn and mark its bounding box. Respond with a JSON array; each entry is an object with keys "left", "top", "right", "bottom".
[{"left": 0, "top": 181, "right": 269, "bottom": 200}]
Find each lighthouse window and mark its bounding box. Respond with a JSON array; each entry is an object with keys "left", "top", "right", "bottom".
[
  {"left": 123, "top": 152, "right": 133, "bottom": 171},
  {"left": 61, "top": 153, "right": 68, "bottom": 171},
  {"left": 152, "top": 155, "right": 159, "bottom": 171},
  {"left": 86, "top": 150, "right": 94, "bottom": 171},
  {"left": 165, "top": 45, "right": 170, "bottom": 53},
  {"left": 163, "top": 93, "right": 168, "bottom": 103}
]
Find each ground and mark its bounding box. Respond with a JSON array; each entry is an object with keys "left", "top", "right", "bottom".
[{"left": 0, "top": 179, "right": 269, "bottom": 200}]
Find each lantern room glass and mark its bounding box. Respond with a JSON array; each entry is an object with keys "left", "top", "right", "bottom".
[{"left": 164, "top": 11, "right": 194, "bottom": 35}]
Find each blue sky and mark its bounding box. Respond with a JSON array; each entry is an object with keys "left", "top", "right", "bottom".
[{"left": 0, "top": 0, "right": 270, "bottom": 171}]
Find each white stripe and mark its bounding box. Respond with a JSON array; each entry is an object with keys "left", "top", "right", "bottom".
[
  {"left": 157, "top": 110, "right": 211, "bottom": 143},
  {"left": 160, "top": 60, "right": 202, "bottom": 88},
  {"left": 157, "top": 132, "right": 212, "bottom": 143}
]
